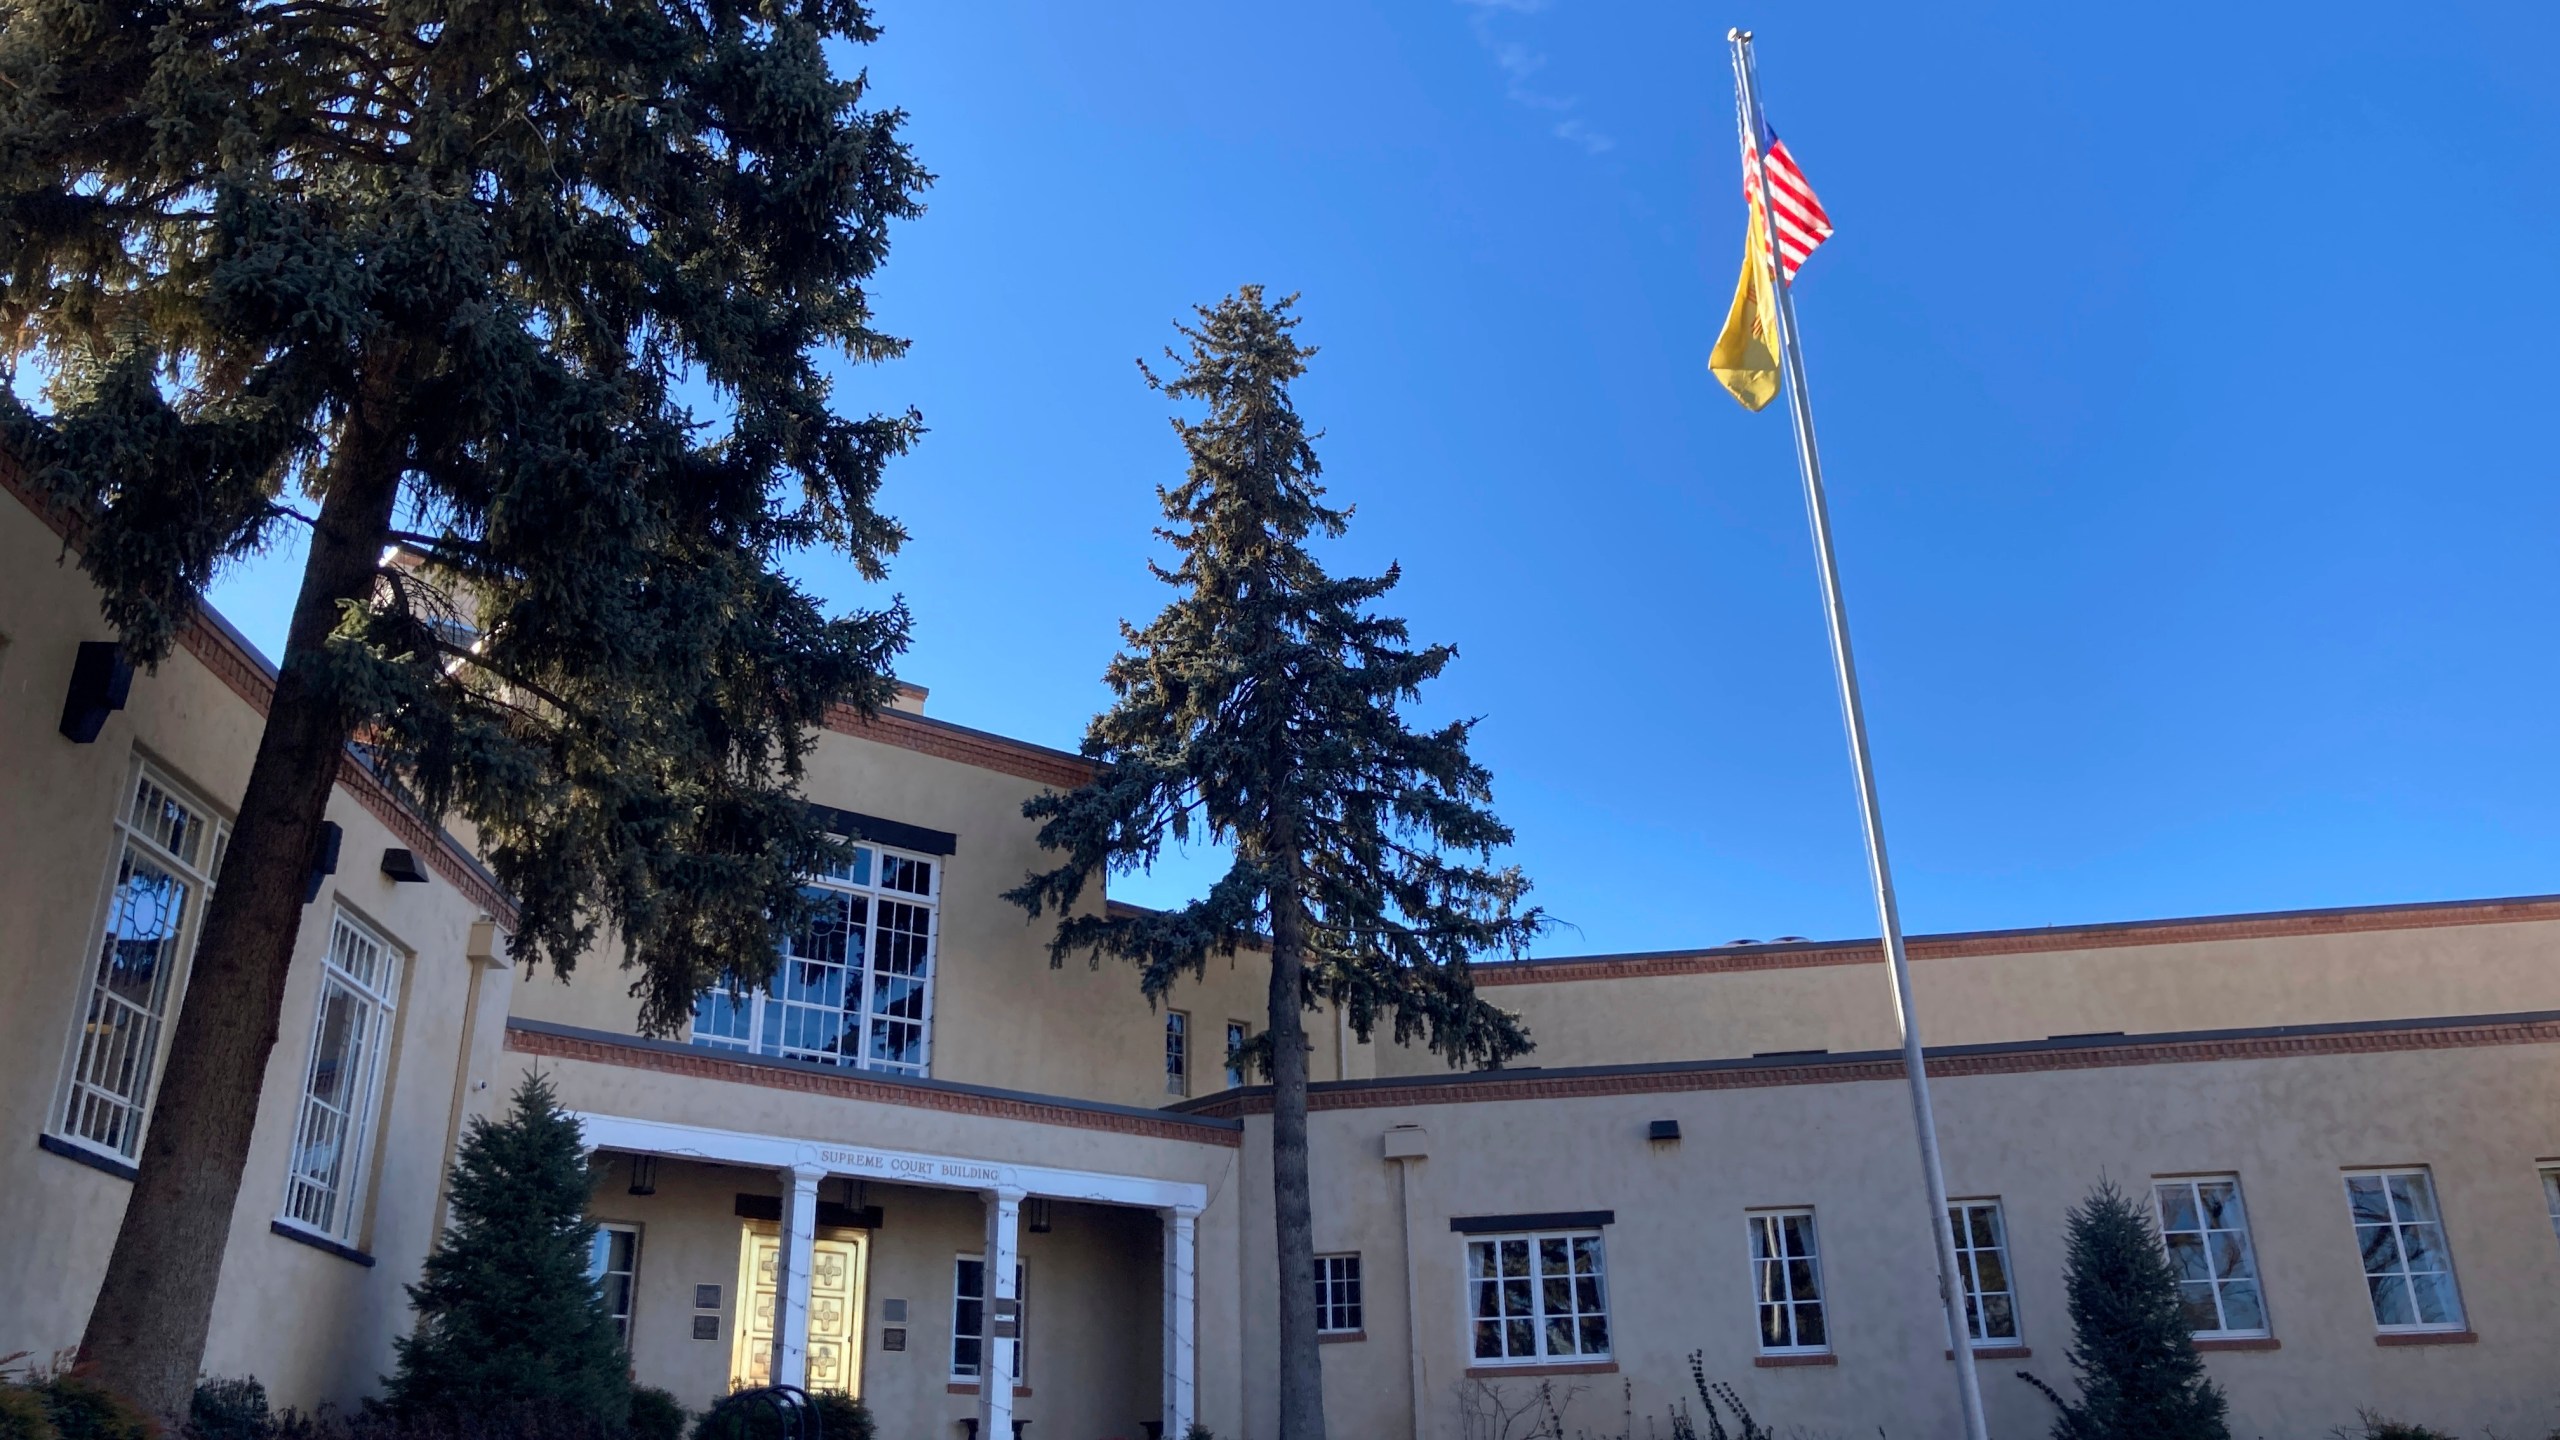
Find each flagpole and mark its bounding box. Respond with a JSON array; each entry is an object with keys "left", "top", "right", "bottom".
[{"left": 1728, "top": 29, "right": 1992, "bottom": 1440}]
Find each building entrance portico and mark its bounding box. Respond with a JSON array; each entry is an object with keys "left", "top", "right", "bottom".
[{"left": 573, "top": 1112, "right": 1204, "bottom": 1440}]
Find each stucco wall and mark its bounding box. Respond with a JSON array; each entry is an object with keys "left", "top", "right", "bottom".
[
  {"left": 1230, "top": 1035, "right": 2560, "bottom": 1440},
  {"left": 0, "top": 491, "right": 515, "bottom": 1407}
]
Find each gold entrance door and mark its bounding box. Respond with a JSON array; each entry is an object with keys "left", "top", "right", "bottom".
[{"left": 731, "top": 1225, "right": 866, "bottom": 1394}]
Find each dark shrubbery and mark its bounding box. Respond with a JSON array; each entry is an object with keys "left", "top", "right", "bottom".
[
  {"left": 622, "top": 1393, "right": 682, "bottom": 1440},
  {"left": 2334, "top": 1416, "right": 2459, "bottom": 1440},
  {"left": 687, "top": 1392, "right": 866, "bottom": 1440},
  {"left": 188, "top": 1380, "right": 273, "bottom": 1440},
  {"left": 0, "top": 1383, "right": 58, "bottom": 1440}
]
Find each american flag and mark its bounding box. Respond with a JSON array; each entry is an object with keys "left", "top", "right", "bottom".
[{"left": 1744, "top": 131, "right": 1832, "bottom": 282}]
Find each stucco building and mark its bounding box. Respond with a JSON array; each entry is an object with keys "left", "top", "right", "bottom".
[{"left": 6, "top": 470, "right": 2559, "bottom": 1439}]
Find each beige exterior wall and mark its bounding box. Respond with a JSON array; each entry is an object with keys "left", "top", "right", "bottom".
[
  {"left": 1229, "top": 1033, "right": 2560, "bottom": 1440},
  {"left": 1414, "top": 914, "right": 2560, "bottom": 1077},
  {"left": 0, "top": 489, "right": 516, "bottom": 1407}
]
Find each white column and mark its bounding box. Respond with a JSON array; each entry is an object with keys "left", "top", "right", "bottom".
[
  {"left": 773, "top": 1163, "right": 825, "bottom": 1389},
  {"left": 981, "top": 1186, "right": 1025, "bottom": 1440},
  {"left": 1161, "top": 1205, "right": 1198, "bottom": 1439}
]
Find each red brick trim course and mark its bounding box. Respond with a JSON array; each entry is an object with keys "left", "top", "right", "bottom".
[
  {"left": 1181, "top": 1015, "right": 2560, "bottom": 1119},
  {"left": 1476, "top": 896, "right": 2560, "bottom": 987},
  {"left": 505, "top": 1022, "right": 1243, "bottom": 1147},
  {"left": 823, "top": 703, "right": 1091, "bottom": 790}
]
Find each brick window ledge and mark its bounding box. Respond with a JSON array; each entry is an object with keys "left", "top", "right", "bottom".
[
  {"left": 1753, "top": 1353, "right": 1837, "bottom": 1369},
  {"left": 944, "top": 1384, "right": 1033, "bottom": 1396},
  {"left": 2193, "top": 1336, "right": 2281, "bottom": 1352},
  {"left": 1946, "top": 1345, "right": 2031, "bottom": 1360},
  {"left": 38, "top": 1133, "right": 139, "bottom": 1182},
  {"left": 1318, "top": 1331, "right": 1366, "bottom": 1345},
  {"left": 1465, "top": 1361, "right": 1618, "bottom": 1378},
  {"left": 2375, "top": 1330, "right": 2476, "bottom": 1348}
]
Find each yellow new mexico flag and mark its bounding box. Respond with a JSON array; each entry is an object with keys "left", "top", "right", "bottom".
[{"left": 1708, "top": 198, "right": 1781, "bottom": 411}]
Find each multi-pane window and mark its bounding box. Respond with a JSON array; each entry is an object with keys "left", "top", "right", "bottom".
[
  {"left": 1948, "top": 1201, "right": 2020, "bottom": 1345},
  {"left": 1466, "top": 1231, "right": 1609, "bottom": 1365},
  {"left": 2541, "top": 1168, "right": 2560, "bottom": 1248},
  {"left": 1315, "top": 1254, "right": 1363, "bottom": 1334},
  {"left": 2345, "top": 1170, "right": 2465, "bottom": 1331},
  {"left": 691, "top": 843, "right": 938, "bottom": 1077},
  {"left": 1748, "top": 1210, "right": 1827, "bottom": 1353},
  {"left": 51, "top": 766, "right": 226, "bottom": 1161},
  {"left": 1165, "top": 1011, "right": 1189, "bottom": 1096},
  {"left": 589, "top": 1224, "right": 641, "bottom": 1345},
  {"left": 2154, "top": 1177, "right": 2268, "bottom": 1337},
  {"left": 282, "top": 910, "right": 402, "bottom": 1241},
  {"left": 1225, "top": 1020, "right": 1250, "bottom": 1089},
  {"left": 950, "top": 1256, "right": 1024, "bottom": 1382}
]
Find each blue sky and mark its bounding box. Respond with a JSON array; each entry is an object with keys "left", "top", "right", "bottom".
[{"left": 205, "top": 0, "right": 2560, "bottom": 956}]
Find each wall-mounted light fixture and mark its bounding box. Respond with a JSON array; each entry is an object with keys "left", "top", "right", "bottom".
[
  {"left": 1647, "top": 1119, "right": 1682, "bottom": 1145},
  {"left": 302, "top": 822, "right": 343, "bottom": 904},
  {"left": 380, "top": 847, "right": 430, "bottom": 884},
  {"left": 626, "top": 1154, "right": 658, "bottom": 1196},
  {"left": 1026, "top": 1197, "right": 1053, "bottom": 1234},
  {"left": 58, "top": 641, "right": 133, "bottom": 743}
]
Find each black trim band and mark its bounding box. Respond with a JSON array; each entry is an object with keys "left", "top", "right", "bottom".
[
  {"left": 271, "top": 1219, "right": 376, "bottom": 1267},
  {"left": 809, "top": 804, "right": 957, "bottom": 858},
  {"left": 733, "top": 1194, "right": 884, "bottom": 1230},
  {"left": 39, "top": 1132, "right": 139, "bottom": 1181},
  {"left": 1452, "top": 1210, "right": 1615, "bottom": 1234}
]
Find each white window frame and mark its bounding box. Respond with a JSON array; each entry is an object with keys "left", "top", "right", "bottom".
[
  {"left": 950, "top": 1254, "right": 1024, "bottom": 1384},
  {"left": 1165, "top": 1010, "right": 1189, "bottom": 1096},
  {"left": 1948, "top": 1199, "right": 2021, "bottom": 1346},
  {"left": 2344, "top": 1168, "right": 2466, "bottom": 1333},
  {"left": 1315, "top": 1253, "right": 1364, "bottom": 1335},
  {"left": 2540, "top": 1165, "right": 2560, "bottom": 1249},
  {"left": 688, "top": 840, "right": 941, "bottom": 1077},
  {"left": 1464, "top": 1229, "right": 1611, "bottom": 1367},
  {"left": 278, "top": 908, "right": 402, "bottom": 1244},
  {"left": 1748, "top": 1209, "right": 1829, "bottom": 1356},
  {"left": 49, "top": 761, "right": 227, "bottom": 1163},
  {"left": 1224, "top": 1020, "right": 1250, "bottom": 1089},
  {"left": 590, "top": 1222, "right": 642, "bottom": 1345},
  {"left": 2153, "top": 1176, "right": 2270, "bottom": 1339}
]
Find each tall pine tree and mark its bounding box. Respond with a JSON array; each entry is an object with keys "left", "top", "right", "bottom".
[
  {"left": 1, "top": 0, "right": 925, "bottom": 1413},
  {"left": 386, "top": 1074, "right": 629, "bottom": 1427},
  {"left": 1008, "top": 288, "right": 1542, "bottom": 1440},
  {"left": 2018, "top": 1179, "right": 2231, "bottom": 1440}
]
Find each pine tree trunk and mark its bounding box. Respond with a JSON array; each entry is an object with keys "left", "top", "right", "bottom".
[
  {"left": 1266, "top": 873, "right": 1329, "bottom": 1440},
  {"left": 79, "top": 387, "right": 410, "bottom": 1420}
]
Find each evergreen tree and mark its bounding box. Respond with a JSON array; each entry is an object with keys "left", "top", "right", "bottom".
[
  {"left": 1008, "top": 288, "right": 1542, "bottom": 1440},
  {"left": 1, "top": 0, "right": 925, "bottom": 1413},
  {"left": 2018, "top": 1179, "right": 2231, "bottom": 1440},
  {"left": 387, "top": 1074, "right": 629, "bottom": 1426}
]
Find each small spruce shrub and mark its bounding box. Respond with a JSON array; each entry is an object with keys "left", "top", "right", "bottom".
[
  {"left": 689, "top": 1391, "right": 868, "bottom": 1440},
  {"left": 1183, "top": 1426, "right": 1216, "bottom": 1440},
  {"left": 188, "top": 1379, "right": 273, "bottom": 1440},
  {"left": 625, "top": 1391, "right": 683, "bottom": 1440},
  {"left": 385, "top": 1075, "right": 628, "bottom": 1428},
  {"left": 2018, "top": 1179, "right": 2228, "bottom": 1440}
]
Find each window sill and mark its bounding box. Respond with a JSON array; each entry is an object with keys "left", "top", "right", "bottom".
[
  {"left": 1465, "top": 1361, "right": 1617, "bottom": 1378},
  {"left": 1946, "top": 1345, "right": 2030, "bottom": 1360},
  {"left": 2192, "top": 1336, "right": 2280, "bottom": 1353},
  {"left": 1753, "top": 1352, "right": 1837, "bottom": 1369},
  {"left": 2374, "top": 1330, "right": 2475, "bottom": 1348},
  {"left": 270, "top": 1220, "right": 376, "bottom": 1268},
  {"left": 38, "top": 1133, "right": 139, "bottom": 1182},
  {"left": 1319, "top": 1331, "right": 1366, "bottom": 1345},
  {"left": 945, "top": 1384, "right": 1032, "bottom": 1396}
]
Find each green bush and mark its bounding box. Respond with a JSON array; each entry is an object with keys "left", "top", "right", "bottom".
[
  {"left": 689, "top": 1391, "right": 867, "bottom": 1440},
  {"left": 625, "top": 1390, "right": 684, "bottom": 1440},
  {"left": 0, "top": 1384, "right": 59, "bottom": 1440},
  {"left": 33, "top": 1377, "right": 155, "bottom": 1440},
  {"left": 188, "top": 1379, "right": 273, "bottom": 1440},
  {"left": 804, "top": 1394, "right": 867, "bottom": 1440}
]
